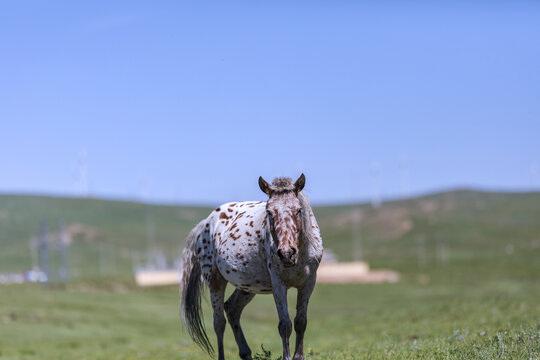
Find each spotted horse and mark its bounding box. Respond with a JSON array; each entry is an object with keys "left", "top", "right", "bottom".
[{"left": 181, "top": 174, "right": 323, "bottom": 360}]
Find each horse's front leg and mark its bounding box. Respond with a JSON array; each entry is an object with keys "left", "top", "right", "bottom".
[
  {"left": 271, "top": 279, "right": 292, "bottom": 360},
  {"left": 293, "top": 275, "right": 316, "bottom": 360}
]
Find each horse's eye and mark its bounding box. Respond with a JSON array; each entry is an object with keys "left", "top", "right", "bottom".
[{"left": 296, "top": 208, "right": 302, "bottom": 216}]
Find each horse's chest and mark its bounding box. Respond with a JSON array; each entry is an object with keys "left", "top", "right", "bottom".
[{"left": 275, "top": 259, "right": 317, "bottom": 288}]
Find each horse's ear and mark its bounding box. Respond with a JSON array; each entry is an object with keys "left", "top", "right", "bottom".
[
  {"left": 259, "top": 176, "right": 272, "bottom": 195},
  {"left": 294, "top": 173, "right": 306, "bottom": 194}
]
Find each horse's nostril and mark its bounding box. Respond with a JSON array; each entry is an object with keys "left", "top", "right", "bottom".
[
  {"left": 291, "top": 247, "right": 297, "bottom": 256},
  {"left": 277, "top": 249, "right": 284, "bottom": 259}
]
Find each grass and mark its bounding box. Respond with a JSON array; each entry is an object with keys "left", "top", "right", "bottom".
[
  {"left": 0, "top": 279, "right": 538, "bottom": 359},
  {"left": 1, "top": 189, "right": 539, "bottom": 358}
]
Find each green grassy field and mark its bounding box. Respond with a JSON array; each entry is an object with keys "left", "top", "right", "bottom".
[
  {"left": 0, "top": 280, "right": 538, "bottom": 359},
  {"left": 1, "top": 190, "right": 539, "bottom": 359}
]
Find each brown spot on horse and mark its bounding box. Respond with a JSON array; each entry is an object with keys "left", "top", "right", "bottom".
[{"left": 219, "top": 213, "right": 229, "bottom": 220}]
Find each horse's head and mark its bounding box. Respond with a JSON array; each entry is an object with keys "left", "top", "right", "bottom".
[{"left": 258, "top": 174, "right": 306, "bottom": 267}]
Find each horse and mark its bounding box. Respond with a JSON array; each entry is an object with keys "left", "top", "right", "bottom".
[{"left": 180, "top": 174, "right": 323, "bottom": 360}]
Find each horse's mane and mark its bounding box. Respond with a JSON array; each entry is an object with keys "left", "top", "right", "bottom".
[{"left": 270, "top": 177, "right": 318, "bottom": 246}]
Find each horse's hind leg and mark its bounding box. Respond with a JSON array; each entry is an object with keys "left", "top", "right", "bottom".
[
  {"left": 225, "top": 289, "right": 256, "bottom": 360},
  {"left": 209, "top": 272, "right": 228, "bottom": 360}
]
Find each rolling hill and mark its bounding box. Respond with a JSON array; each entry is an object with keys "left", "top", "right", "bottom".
[{"left": 1, "top": 190, "right": 539, "bottom": 282}]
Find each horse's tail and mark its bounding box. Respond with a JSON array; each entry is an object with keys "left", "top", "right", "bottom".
[{"left": 180, "top": 219, "right": 214, "bottom": 356}]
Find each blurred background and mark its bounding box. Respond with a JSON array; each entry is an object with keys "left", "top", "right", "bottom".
[{"left": 0, "top": 1, "right": 539, "bottom": 359}]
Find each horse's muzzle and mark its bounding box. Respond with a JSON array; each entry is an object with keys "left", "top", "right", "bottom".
[{"left": 277, "top": 247, "right": 298, "bottom": 267}]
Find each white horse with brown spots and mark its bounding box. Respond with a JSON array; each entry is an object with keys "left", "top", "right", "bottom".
[{"left": 181, "top": 174, "right": 323, "bottom": 360}]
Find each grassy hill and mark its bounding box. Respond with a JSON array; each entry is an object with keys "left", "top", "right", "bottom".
[{"left": 1, "top": 190, "right": 540, "bottom": 282}]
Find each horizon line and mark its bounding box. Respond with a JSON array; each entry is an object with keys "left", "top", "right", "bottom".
[{"left": 1, "top": 186, "right": 539, "bottom": 208}]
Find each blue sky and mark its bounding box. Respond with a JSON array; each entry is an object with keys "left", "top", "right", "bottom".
[{"left": 1, "top": 1, "right": 539, "bottom": 204}]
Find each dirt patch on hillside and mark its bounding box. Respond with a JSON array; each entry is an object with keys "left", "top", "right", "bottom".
[
  {"left": 418, "top": 200, "right": 439, "bottom": 213},
  {"left": 327, "top": 206, "right": 413, "bottom": 241},
  {"left": 363, "top": 207, "right": 413, "bottom": 240}
]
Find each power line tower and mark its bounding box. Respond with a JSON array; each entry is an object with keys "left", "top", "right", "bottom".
[
  {"left": 348, "top": 170, "right": 363, "bottom": 262},
  {"left": 146, "top": 206, "right": 156, "bottom": 268},
  {"left": 38, "top": 220, "right": 49, "bottom": 281},
  {"left": 436, "top": 233, "right": 449, "bottom": 266},
  {"left": 58, "top": 220, "right": 70, "bottom": 282},
  {"left": 29, "top": 236, "right": 38, "bottom": 269},
  {"left": 351, "top": 210, "right": 363, "bottom": 261}
]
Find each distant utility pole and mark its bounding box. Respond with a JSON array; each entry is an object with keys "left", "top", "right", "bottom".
[
  {"left": 351, "top": 210, "right": 363, "bottom": 261},
  {"left": 29, "top": 236, "right": 38, "bottom": 269},
  {"left": 58, "top": 220, "right": 70, "bottom": 282},
  {"left": 38, "top": 220, "right": 49, "bottom": 280},
  {"left": 436, "top": 234, "right": 449, "bottom": 266},
  {"left": 348, "top": 170, "right": 363, "bottom": 261},
  {"left": 146, "top": 206, "right": 156, "bottom": 268},
  {"left": 370, "top": 161, "right": 382, "bottom": 208}
]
